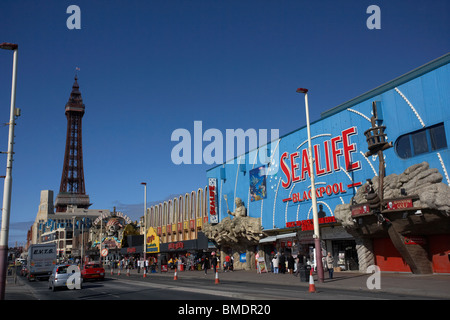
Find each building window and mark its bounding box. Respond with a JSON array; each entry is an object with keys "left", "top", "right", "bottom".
[{"left": 395, "top": 123, "right": 447, "bottom": 159}]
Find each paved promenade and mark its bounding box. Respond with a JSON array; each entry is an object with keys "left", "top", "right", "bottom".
[{"left": 125, "top": 267, "right": 450, "bottom": 299}]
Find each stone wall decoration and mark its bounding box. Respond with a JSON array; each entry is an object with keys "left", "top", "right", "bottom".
[{"left": 202, "top": 198, "right": 265, "bottom": 270}]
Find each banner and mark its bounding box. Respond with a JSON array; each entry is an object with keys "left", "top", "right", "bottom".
[{"left": 146, "top": 227, "right": 160, "bottom": 253}]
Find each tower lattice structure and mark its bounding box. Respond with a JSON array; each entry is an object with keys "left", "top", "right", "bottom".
[{"left": 55, "top": 76, "right": 91, "bottom": 212}]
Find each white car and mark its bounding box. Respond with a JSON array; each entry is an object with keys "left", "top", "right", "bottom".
[{"left": 48, "top": 264, "right": 82, "bottom": 291}]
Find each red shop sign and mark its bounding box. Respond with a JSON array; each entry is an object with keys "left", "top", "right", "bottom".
[
  {"left": 404, "top": 236, "right": 426, "bottom": 245},
  {"left": 351, "top": 204, "right": 370, "bottom": 217},
  {"left": 168, "top": 242, "right": 184, "bottom": 250},
  {"left": 386, "top": 198, "right": 413, "bottom": 210}
]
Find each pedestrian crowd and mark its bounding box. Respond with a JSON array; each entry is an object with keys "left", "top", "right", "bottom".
[{"left": 270, "top": 251, "right": 335, "bottom": 279}]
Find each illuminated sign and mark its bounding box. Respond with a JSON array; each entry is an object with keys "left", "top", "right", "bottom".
[
  {"left": 280, "top": 127, "right": 361, "bottom": 189},
  {"left": 208, "top": 178, "right": 218, "bottom": 223}
]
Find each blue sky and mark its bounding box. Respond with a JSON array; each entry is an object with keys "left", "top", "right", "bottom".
[{"left": 0, "top": 0, "right": 449, "bottom": 246}]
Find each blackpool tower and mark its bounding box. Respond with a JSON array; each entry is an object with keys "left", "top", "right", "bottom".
[{"left": 55, "top": 76, "right": 91, "bottom": 212}]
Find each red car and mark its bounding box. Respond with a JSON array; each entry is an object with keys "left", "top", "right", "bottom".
[{"left": 81, "top": 262, "right": 105, "bottom": 281}]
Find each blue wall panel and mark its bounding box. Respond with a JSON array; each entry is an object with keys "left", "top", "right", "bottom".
[{"left": 207, "top": 55, "right": 450, "bottom": 232}]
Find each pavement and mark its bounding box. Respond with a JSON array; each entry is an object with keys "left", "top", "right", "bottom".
[{"left": 5, "top": 267, "right": 450, "bottom": 300}]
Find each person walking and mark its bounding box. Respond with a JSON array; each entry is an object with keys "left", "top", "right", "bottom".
[
  {"left": 279, "top": 253, "right": 286, "bottom": 274},
  {"left": 288, "top": 254, "right": 295, "bottom": 274},
  {"left": 326, "top": 252, "right": 334, "bottom": 279},
  {"left": 203, "top": 255, "right": 210, "bottom": 275},
  {"left": 224, "top": 254, "right": 231, "bottom": 272},
  {"left": 294, "top": 255, "right": 304, "bottom": 277},
  {"left": 211, "top": 254, "right": 218, "bottom": 273},
  {"left": 272, "top": 255, "right": 279, "bottom": 274}
]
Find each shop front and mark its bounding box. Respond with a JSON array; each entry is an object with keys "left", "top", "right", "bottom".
[{"left": 156, "top": 231, "right": 213, "bottom": 271}]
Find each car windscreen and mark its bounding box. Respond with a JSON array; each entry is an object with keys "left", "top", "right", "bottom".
[{"left": 56, "top": 265, "right": 70, "bottom": 274}]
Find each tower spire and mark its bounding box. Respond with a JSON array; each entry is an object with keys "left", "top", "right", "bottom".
[{"left": 55, "top": 76, "right": 91, "bottom": 212}]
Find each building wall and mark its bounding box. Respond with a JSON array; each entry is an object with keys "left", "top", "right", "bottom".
[
  {"left": 206, "top": 53, "right": 450, "bottom": 273},
  {"left": 146, "top": 187, "right": 208, "bottom": 245}
]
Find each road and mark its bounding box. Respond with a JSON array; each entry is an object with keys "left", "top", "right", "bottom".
[{"left": 16, "top": 272, "right": 435, "bottom": 301}]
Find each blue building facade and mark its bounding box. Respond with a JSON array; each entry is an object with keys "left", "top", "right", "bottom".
[{"left": 206, "top": 53, "right": 450, "bottom": 272}]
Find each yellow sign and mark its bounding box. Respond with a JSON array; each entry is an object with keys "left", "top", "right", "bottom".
[{"left": 146, "top": 227, "right": 160, "bottom": 253}]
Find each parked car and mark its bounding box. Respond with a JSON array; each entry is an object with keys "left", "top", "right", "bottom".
[
  {"left": 48, "top": 264, "right": 82, "bottom": 291},
  {"left": 81, "top": 262, "right": 105, "bottom": 281}
]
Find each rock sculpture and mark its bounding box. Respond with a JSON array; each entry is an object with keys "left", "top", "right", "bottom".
[
  {"left": 202, "top": 198, "right": 265, "bottom": 270},
  {"left": 202, "top": 215, "right": 263, "bottom": 245},
  {"left": 335, "top": 162, "right": 450, "bottom": 229},
  {"left": 335, "top": 161, "right": 450, "bottom": 273},
  {"left": 227, "top": 197, "right": 247, "bottom": 217}
]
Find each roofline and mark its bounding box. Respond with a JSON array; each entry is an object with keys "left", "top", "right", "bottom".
[
  {"left": 206, "top": 52, "right": 450, "bottom": 173},
  {"left": 320, "top": 52, "right": 450, "bottom": 119}
]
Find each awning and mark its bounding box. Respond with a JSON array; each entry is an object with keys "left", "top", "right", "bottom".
[
  {"left": 259, "top": 232, "right": 297, "bottom": 243},
  {"left": 276, "top": 232, "right": 297, "bottom": 240},
  {"left": 259, "top": 236, "right": 277, "bottom": 243}
]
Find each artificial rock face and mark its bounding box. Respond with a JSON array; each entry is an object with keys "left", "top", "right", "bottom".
[
  {"left": 202, "top": 212, "right": 264, "bottom": 270},
  {"left": 334, "top": 161, "right": 450, "bottom": 273},
  {"left": 335, "top": 161, "right": 450, "bottom": 230},
  {"left": 202, "top": 216, "right": 263, "bottom": 246}
]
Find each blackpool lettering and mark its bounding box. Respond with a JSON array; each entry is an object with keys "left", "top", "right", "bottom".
[{"left": 283, "top": 182, "right": 346, "bottom": 203}]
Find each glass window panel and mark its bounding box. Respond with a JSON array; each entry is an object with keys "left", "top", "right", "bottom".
[
  {"left": 395, "top": 135, "right": 412, "bottom": 159},
  {"left": 429, "top": 124, "right": 447, "bottom": 151},
  {"left": 411, "top": 130, "right": 428, "bottom": 155}
]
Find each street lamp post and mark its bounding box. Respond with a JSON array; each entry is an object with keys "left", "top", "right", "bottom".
[
  {"left": 0, "top": 42, "right": 19, "bottom": 300},
  {"left": 141, "top": 182, "right": 147, "bottom": 277},
  {"left": 296, "top": 88, "right": 325, "bottom": 283}
]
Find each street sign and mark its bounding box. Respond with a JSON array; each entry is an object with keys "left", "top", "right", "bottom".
[{"left": 101, "top": 248, "right": 108, "bottom": 257}]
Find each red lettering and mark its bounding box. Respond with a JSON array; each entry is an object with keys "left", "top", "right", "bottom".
[
  {"left": 324, "top": 140, "right": 332, "bottom": 173},
  {"left": 290, "top": 152, "right": 301, "bottom": 183},
  {"left": 331, "top": 136, "right": 342, "bottom": 171},
  {"left": 342, "top": 127, "right": 361, "bottom": 171},
  {"left": 209, "top": 186, "right": 216, "bottom": 215},
  {"left": 302, "top": 191, "right": 308, "bottom": 201},
  {"left": 279, "top": 127, "right": 360, "bottom": 190},
  {"left": 300, "top": 149, "right": 311, "bottom": 180},
  {"left": 280, "top": 152, "right": 291, "bottom": 188},
  {"left": 319, "top": 187, "right": 326, "bottom": 197},
  {"left": 314, "top": 144, "right": 326, "bottom": 176},
  {"left": 332, "top": 183, "right": 339, "bottom": 194}
]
